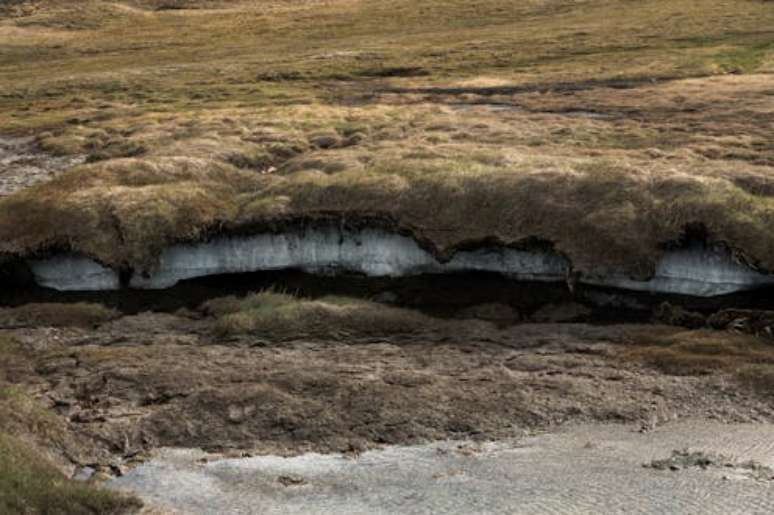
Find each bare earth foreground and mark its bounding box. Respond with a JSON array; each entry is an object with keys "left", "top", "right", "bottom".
[{"left": 111, "top": 422, "right": 774, "bottom": 515}]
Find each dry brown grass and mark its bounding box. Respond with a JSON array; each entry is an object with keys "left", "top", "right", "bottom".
[
  {"left": 0, "top": 302, "right": 119, "bottom": 328},
  {"left": 737, "top": 364, "right": 774, "bottom": 395}
]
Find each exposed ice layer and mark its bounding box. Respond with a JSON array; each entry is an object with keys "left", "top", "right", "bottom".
[
  {"left": 29, "top": 255, "right": 120, "bottom": 291},
  {"left": 588, "top": 247, "right": 774, "bottom": 297},
  {"left": 128, "top": 227, "right": 570, "bottom": 289},
  {"left": 25, "top": 227, "right": 774, "bottom": 297}
]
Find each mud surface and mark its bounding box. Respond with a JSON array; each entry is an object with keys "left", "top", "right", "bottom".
[
  {"left": 0, "top": 136, "right": 84, "bottom": 196},
  {"left": 111, "top": 421, "right": 774, "bottom": 514}
]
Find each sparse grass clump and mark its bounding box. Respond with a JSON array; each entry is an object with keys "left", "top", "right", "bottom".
[
  {"left": 0, "top": 303, "right": 119, "bottom": 328},
  {"left": 204, "top": 291, "right": 437, "bottom": 340}
]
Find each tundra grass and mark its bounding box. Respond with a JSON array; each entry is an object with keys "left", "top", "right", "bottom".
[{"left": 0, "top": 0, "right": 773, "bottom": 278}]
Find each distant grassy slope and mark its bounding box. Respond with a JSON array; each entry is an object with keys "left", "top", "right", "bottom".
[
  {"left": 0, "top": 1, "right": 772, "bottom": 275},
  {"left": 1, "top": 0, "right": 773, "bottom": 130}
]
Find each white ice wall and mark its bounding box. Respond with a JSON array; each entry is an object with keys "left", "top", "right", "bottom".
[
  {"left": 29, "top": 254, "right": 121, "bottom": 291},
  {"left": 26, "top": 227, "right": 774, "bottom": 297}
]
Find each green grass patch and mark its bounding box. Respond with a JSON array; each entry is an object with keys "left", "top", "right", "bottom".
[{"left": 0, "top": 433, "right": 140, "bottom": 515}]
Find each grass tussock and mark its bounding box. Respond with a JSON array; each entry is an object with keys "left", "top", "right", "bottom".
[
  {"left": 622, "top": 329, "right": 774, "bottom": 378},
  {"left": 0, "top": 303, "right": 119, "bottom": 328},
  {"left": 203, "top": 291, "right": 438, "bottom": 340}
]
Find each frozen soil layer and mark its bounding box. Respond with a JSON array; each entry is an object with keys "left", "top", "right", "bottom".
[
  {"left": 0, "top": 136, "right": 84, "bottom": 197},
  {"left": 27, "top": 227, "right": 774, "bottom": 296},
  {"left": 110, "top": 421, "right": 774, "bottom": 515}
]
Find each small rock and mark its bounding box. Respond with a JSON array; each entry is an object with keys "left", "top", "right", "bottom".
[
  {"left": 227, "top": 405, "right": 245, "bottom": 424},
  {"left": 90, "top": 470, "right": 113, "bottom": 483},
  {"left": 309, "top": 133, "right": 340, "bottom": 149},
  {"left": 109, "top": 463, "right": 128, "bottom": 477}
]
